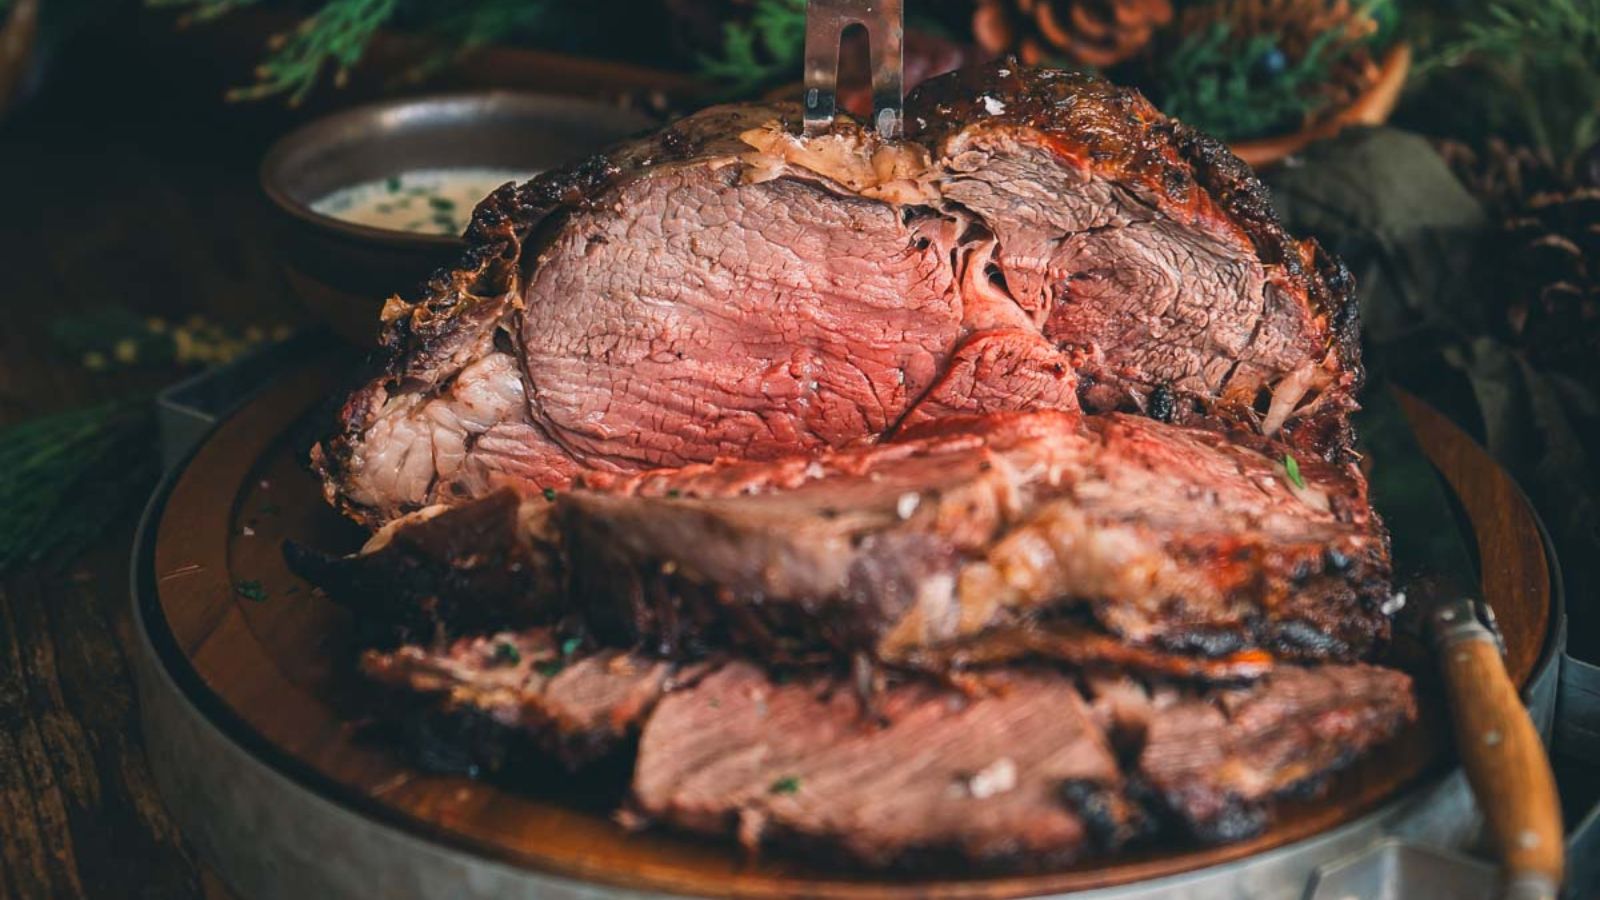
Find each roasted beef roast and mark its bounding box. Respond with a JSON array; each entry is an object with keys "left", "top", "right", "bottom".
[
  {"left": 313, "top": 64, "right": 1359, "bottom": 528},
  {"left": 293, "top": 60, "right": 1413, "bottom": 872}
]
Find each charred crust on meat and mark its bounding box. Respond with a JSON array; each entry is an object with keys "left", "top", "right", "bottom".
[
  {"left": 1314, "top": 243, "right": 1364, "bottom": 390},
  {"left": 1182, "top": 794, "right": 1270, "bottom": 845},
  {"left": 1146, "top": 383, "right": 1177, "bottom": 423},
  {"left": 283, "top": 490, "right": 556, "bottom": 642},
  {"left": 658, "top": 125, "right": 694, "bottom": 159},
  {"left": 1157, "top": 629, "right": 1250, "bottom": 658},
  {"left": 1267, "top": 620, "right": 1352, "bottom": 658},
  {"left": 1058, "top": 779, "right": 1148, "bottom": 851}
]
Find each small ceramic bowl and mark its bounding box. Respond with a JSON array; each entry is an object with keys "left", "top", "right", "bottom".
[{"left": 262, "top": 92, "right": 654, "bottom": 346}]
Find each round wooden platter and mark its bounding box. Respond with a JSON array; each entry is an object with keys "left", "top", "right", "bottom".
[{"left": 138, "top": 355, "right": 1554, "bottom": 900}]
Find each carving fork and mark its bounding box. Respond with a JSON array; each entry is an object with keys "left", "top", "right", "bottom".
[{"left": 802, "top": 0, "right": 904, "bottom": 138}]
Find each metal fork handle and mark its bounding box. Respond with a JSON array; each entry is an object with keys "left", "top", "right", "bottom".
[{"left": 802, "top": 0, "right": 904, "bottom": 139}]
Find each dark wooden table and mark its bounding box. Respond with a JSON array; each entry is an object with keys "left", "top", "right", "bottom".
[{"left": 0, "top": 14, "right": 316, "bottom": 898}]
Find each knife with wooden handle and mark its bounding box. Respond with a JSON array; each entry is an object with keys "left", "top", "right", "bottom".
[{"left": 1429, "top": 591, "right": 1564, "bottom": 900}]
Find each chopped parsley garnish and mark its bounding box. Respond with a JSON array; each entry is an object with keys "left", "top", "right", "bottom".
[
  {"left": 536, "top": 659, "right": 565, "bottom": 677},
  {"left": 769, "top": 775, "right": 801, "bottom": 795},
  {"left": 385, "top": 176, "right": 401, "bottom": 192},
  {"left": 560, "top": 636, "right": 582, "bottom": 657},
  {"left": 1283, "top": 453, "right": 1306, "bottom": 490},
  {"left": 492, "top": 641, "right": 522, "bottom": 665},
  {"left": 234, "top": 580, "right": 268, "bottom": 602},
  {"left": 428, "top": 196, "right": 456, "bottom": 211},
  {"left": 542, "top": 487, "right": 558, "bottom": 502},
  {"left": 665, "top": 489, "right": 682, "bottom": 498}
]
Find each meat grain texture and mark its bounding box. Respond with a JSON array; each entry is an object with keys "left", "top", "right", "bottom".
[{"left": 292, "top": 61, "right": 1415, "bottom": 871}]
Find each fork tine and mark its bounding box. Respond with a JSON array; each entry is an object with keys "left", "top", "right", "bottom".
[
  {"left": 802, "top": 0, "right": 844, "bottom": 136},
  {"left": 865, "top": 0, "right": 904, "bottom": 138},
  {"left": 802, "top": 0, "right": 905, "bottom": 139}
]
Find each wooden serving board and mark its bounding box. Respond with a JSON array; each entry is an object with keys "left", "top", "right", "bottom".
[{"left": 143, "top": 356, "right": 1552, "bottom": 899}]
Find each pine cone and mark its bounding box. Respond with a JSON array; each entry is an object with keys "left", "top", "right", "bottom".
[
  {"left": 1440, "top": 138, "right": 1600, "bottom": 379},
  {"left": 1172, "top": 0, "right": 1382, "bottom": 126},
  {"left": 1503, "top": 187, "right": 1600, "bottom": 376},
  {"left": 974, "top": 0, "right": 1174, "bottom": 68},
  {"left": 1436, "top": 138, "right": 1567, "bottom": 219}
]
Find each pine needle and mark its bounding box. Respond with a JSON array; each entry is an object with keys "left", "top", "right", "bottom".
[
  {"left": 1418, "top": 0, "right": 1600, "bottom": 166},
  {"left": 0, "top": 399, "right": 160, "bottom": 573},
  {"left": 150, "top": 0, "right": 560, "bottom": 104},
  {"left": 696, "top": 0, "right": 807, "bottom": 94}
]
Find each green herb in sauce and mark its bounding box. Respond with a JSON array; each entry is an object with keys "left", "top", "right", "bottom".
[{"left": 312, "top": 168, "right": 537, "bottom": 237}]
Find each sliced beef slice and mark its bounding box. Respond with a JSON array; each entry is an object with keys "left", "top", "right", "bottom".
[
  {"left": 628, "top": 661, "right": 1414, "bottom": 868},
  {"left": 630, "top": 661, "right": 1139, "bottom": 869},
  {"left": 285, "top": 488, "right": 562, "bottom": 641},
  {"left": 360, "top": 628, "right": 695, "bottom": 770},
  {"left": 562, "top": 411, "right": 1390, "bottom": 662},
  {"left": 353, "top": 637, "right": 1414, "bottom": 869},
  {"left": 315, "top": 62, "right": 1359, "bottom": 529},
  {"left": 1100, "top": 664, "right": 1418, "bottom": 842}
]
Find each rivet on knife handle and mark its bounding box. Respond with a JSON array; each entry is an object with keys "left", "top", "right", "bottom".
[{"left": 1433, "top": 596, "right": 1564, "bottom": 900}]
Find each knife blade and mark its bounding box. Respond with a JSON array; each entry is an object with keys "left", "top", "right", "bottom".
[{"left": 1360, "top": 387, "right": 1564, "bottom": 900}]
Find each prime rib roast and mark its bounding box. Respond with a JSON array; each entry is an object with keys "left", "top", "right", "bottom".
[{"left": 290, "top": 61, "right": 1415, "bottom": 871}]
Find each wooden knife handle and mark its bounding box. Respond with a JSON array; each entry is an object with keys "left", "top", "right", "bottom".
[{"left": 1435, "top": 598, "right": 1563, "bottom": 900}]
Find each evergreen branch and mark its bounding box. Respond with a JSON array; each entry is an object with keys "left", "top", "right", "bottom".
[
  {"left": 696, "top": 0, "right": 806, "bottom": 94},
  {"left": 1417, "top": 0, "right": 1600, "bottom": 165},
  {"left": 0, "top": 399, "right": 159, "bottom": 573},
  {"left": 151, "top": 0, "right": 560, "bottom": 104},
  {"left": 230, "top": 0, "right": 398, "bottom": 103}
]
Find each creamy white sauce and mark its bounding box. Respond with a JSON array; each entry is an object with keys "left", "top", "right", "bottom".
[{"left": 311, "top": 167, "right": 539, "bottom": 236}]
